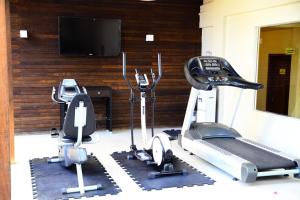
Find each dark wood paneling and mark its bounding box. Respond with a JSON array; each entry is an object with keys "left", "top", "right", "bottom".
[
  {"left": 0, "top": 0, "right": 12, "bottom": 199},
  {"left": 10, "top": 0, "right": 202, "bottom": 133}
]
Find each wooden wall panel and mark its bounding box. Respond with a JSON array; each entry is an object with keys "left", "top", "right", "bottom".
[
  {"left": 0, "top": 0, "right": 12, "bottom": 198},
  {"left": 10, "top": 0, "right": 202, "bottom": 133}
]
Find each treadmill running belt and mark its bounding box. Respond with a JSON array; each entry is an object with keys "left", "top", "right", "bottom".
[{"left": 205, "top": 138, "right": 296, "bottom": 171}]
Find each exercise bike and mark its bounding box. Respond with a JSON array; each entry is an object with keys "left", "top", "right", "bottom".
[
  {"left": 49, "top": 79, "right": 102, "bottom": 194},
  {"left": 122, "top": 52, "right": 186, "bottom": 178},
  {"left": 50, "top": 79, "right": 87, "bottom": 137}
]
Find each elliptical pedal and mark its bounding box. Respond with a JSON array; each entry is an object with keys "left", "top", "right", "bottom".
[
  {"left": 134, "top": 150, "right": 152, "bottom": 162},
  {"left": 148, "top": 164, "right": 188, "bottom": 179}
]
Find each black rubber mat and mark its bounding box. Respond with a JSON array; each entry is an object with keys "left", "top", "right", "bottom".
[
  {"left": 205, "top": 138, "right": 297, "bottom": 171},
  {"left": 163, "top": 129, "right": 181, "bottom": 140},
  {"left": 30, "top": 155, "right": 121, "bottom": 200},
  {"left": 111, "top": 151, "right": 215, "bottom": 191}
]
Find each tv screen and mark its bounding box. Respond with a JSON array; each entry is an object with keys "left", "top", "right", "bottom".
[{"left": 59, "top": 16, "right": 121, "bottom": 57}]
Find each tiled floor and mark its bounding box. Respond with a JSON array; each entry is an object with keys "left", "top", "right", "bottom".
[{"left": 11, "top": 128, "right": 300, "bottom": 200}]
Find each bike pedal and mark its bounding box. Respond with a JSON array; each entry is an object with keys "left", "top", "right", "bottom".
[
  {"left": 50, "top": 128, "right": 59, "bottom": 138},
  {"left": 51, "top": 132, "right": 59, "bottom": 138}
]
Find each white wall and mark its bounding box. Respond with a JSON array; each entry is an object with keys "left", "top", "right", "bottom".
[{"left": 200, "top": 0, "right": 300, "bottom": 157}]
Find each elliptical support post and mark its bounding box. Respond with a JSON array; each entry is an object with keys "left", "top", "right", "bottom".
[
  {"left": 130, "top": 88, "right": 136, "bottom": 150},
  {"left": 141, "top": 91, "right": 148, "bottom": 146},
  {"left": 151, "top": 91, "right": 155, "bottom": 138}
]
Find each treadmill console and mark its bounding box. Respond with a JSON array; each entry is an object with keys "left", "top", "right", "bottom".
[
  {"left": 184, "top": 56, "right": 263, "bottom": 91},
  {"left": 199, "top": 58, "right": 229, "bottom": 83}
]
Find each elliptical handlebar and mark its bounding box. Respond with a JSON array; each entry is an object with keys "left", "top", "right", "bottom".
[
  {"left": 153, "top": 53, "right": 162, "bottom": 90},
  {"left": 122, "top": 52, "right": 134, "bottom": 90},
  {"left": 122, "top": 52, "right": 162, "bottom": 91},
  {"left": 157, "top": 53, "right": 162, "bottom": 79},
  {"left": 122, "top": 52, "right": 127, "bottom": 80}
]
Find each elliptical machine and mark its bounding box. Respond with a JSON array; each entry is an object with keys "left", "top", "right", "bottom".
[{"left": 122, "top": 52, "right": 186, "bottom": 178}]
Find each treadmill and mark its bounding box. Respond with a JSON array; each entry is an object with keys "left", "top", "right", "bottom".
[{"left": 179, "top": 56, "right": 300, "bottom": 182}]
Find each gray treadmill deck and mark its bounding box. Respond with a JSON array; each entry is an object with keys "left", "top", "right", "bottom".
[{"left": 204, "top": 138, "right": 296, "bottom": 171}]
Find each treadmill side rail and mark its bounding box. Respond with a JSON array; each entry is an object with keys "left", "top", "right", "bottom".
[
  {"left": 181, "top": 136, "right": 256, "bottom": 182},
  {"left": 257, "top": 168, "right": 300, "bottom": 178}
]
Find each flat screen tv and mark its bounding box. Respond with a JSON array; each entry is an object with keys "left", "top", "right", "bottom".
[{"left": 59, "top": 16, "right": 121, "bottom": 57}]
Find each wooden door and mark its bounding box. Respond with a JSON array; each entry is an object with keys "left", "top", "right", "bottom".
[{"left": 266, "top": 54, "right": 291, "bottom": 115}]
